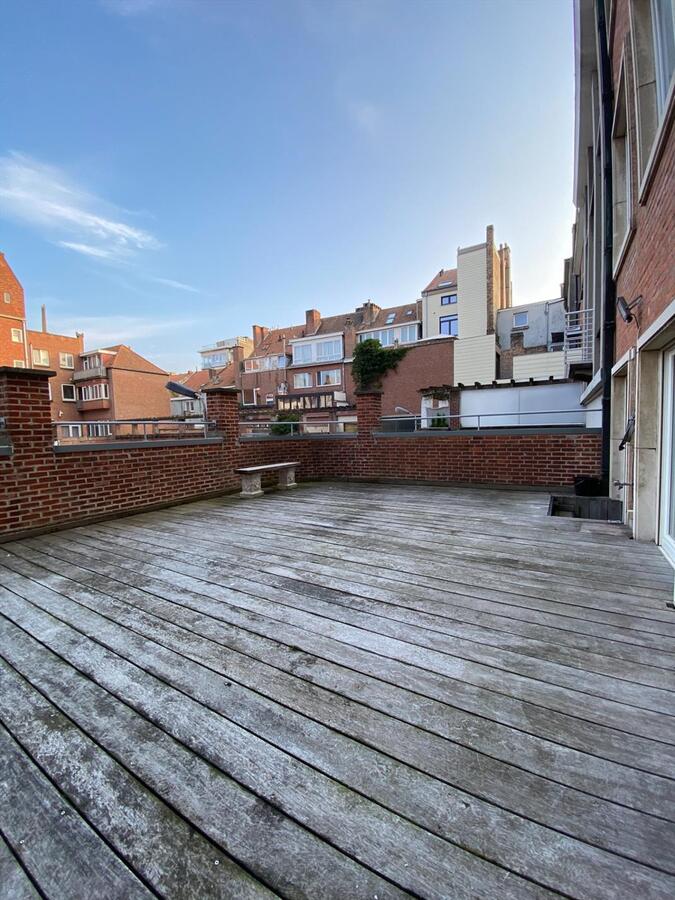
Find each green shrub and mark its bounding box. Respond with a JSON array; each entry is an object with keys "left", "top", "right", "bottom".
[
  {"left": 270, "top": 410, "right": 301, "bottom": 436},
  {"left": 352, "top": 339, "right": 409, "bottom": 391}
]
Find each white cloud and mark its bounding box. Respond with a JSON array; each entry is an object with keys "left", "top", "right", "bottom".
[
  {"left": 0, "top": 151, "right": 160, "bottom": 261},
  {"left": 148, "top": 275, "right": 200, "bottom": 293},
  {"left": 58, "top": 241, "right": 119, "bottom": 260},
  {"left": 100, "top": 0, "right": 166, "bottom": 16},
  {"left": 50, "top": 314, "right": 191, "bottom": 348}
]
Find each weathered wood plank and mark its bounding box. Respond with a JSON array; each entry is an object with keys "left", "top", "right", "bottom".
[
  {"left": 21, "top": 537, "right": 675, "bottom": 731},
  {"left": 0, "top": 725, "right": 152, "bottom": 900},
  {"left": 70, "top": 525, "right": 675, "bottom": 689},
  {"left": 0, "top": 655, "right": 272, "bottom": 899},
  {"left": 0, "top": 837, "right": 39, "bottom": 900},
  {"left": 3, "top": 583, "right": 674, "bottom": 893},
  {"left": 0, "top": 607, "right": 552, "bottom": 900}
]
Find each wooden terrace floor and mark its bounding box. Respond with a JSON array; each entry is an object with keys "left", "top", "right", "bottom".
[{"left": 1, "top": 482, "right": 674, "bottom": 899}]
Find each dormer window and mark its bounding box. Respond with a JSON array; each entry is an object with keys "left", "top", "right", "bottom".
[{"left": 385, "top": 313, "right": 396, "bottom": 325}]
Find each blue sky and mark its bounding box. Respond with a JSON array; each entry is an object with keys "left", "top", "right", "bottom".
[{"left": 1, "top": 0, "right": 574, "bottom": 373}]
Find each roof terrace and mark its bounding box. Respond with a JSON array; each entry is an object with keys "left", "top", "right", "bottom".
[{"left": 1, "top": 481, "right": 674, "bottom": 898}]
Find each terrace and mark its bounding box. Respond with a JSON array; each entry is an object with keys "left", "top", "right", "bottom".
[{"left": 1, "top": 481, "right": 674, "bottom": 898}]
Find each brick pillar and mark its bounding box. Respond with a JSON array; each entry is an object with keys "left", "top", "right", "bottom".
[
  {"left": 204, "top": 386, "right": 240, "bottom": 449},
  {"left": 355, "top": 389, "right": 383, "bottom": 434},
  {"left": 0, "top": 367, "right": 54, "bottom": 459},
  {"left": 447, "top": 386, "right": 461, "bottom": 430}
]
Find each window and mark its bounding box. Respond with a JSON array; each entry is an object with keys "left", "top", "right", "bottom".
[
  {"left": 441, "top": 294, "right": 457, "bottom": 306},
  {"left": 243, "top": 355, "right": 287, "bottom": 373},
  {"left": 32, "top": 349, "right": 50, "bottom": 367},
  {"left": 61, "top": 384, "right": 76, "bottom": 401},
  {"left": 11, "top": 328, "right": 22, "bottom": 343},
  {"left": 631, "top": 0, "right": 675, "bottom": 182},
  {"left": 653, "top": 0, "right": 675, "bottom": 109},
  {"left": 318, "top": 369, "right": 341, "bottom": 386},
  {"left": 612, "top": 70, "right": 632, "bottom": 265},
  {"left": 439, "top": 315, "right": 458, "bottom": 337},
  {"left": 13, "top": 360, "right": 25, "bottom": 368},
  {"left": 358, "top": 324, "right": 419, "bottom": 346},
  {"left": 3, "top": 292, "right": 10, "bottom": 304},
  {"left": 77, "top": 383, "right": 109, "bottom": 401},
  {"left": 83, "top": 354, "right": 102, "bottom": 370},
  {"left": 86, "top": 423, "right": 112, "bottom": 438},
  {"left": 62, "top": 424, "right": 82, "bottom": 438},
  {"left": 59, "top": 352, "right": 74, "bottom": 369},
  {"left": 385, "top": 313, "right": 396, "bottom": 324},
  {"left": 292, "top": 337, "right": 342, "bottom": 364},
  {"left": 513, "top": 311, "right": 529, "bottom": 328},
  {"left": 294, "top": 372, "right": 313, "bottom": 388},
  {"left": 550, "top": 331, "right": 565, "bottom": 349}
]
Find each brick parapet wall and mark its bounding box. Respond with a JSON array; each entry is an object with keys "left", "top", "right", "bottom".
[{"left": 0, "top": 369, "right": 602, "bottom": 539}]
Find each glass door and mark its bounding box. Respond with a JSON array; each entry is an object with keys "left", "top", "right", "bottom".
[{"left": 659, "top": 346, "right": 675, "bottom": 563}]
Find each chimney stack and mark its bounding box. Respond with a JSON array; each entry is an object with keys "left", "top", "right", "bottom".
[
  {"left": 305, "top": 309, "right": 321, "bottom": 332},
  {"left": 251, "top": 324, "right": 269, "bottom": 347},
  {"left": 41, "top": 304, "right": 47, "bottom": 333}
]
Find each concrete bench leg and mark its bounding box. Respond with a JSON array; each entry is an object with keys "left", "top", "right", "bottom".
[
  {"left": 240, "top": 472, "right": 264, "bottom": 498},
  {"left": 278, "top": 467, "right": 297, "bottom": 490}
]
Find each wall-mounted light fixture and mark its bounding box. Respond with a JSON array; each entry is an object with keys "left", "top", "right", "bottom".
[{"left": 616, "top": 295, "right": 643, "bottom": 324}]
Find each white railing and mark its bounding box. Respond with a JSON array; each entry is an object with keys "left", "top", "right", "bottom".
[
  {"left": 564, "top": 307, "right": 594, "bottom": 366},
  {"left": 381, "top": 408, "right": 587, "bottom": 431},
  {"left": 53, "top": 419, "right": 214, "bottom": 445},
  {"left": 239, "top": 420, "right": 355, "bottom": 437}
]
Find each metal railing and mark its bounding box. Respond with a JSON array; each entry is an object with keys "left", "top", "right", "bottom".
[
  {"left": 381, "top": 408, "right": 587, "bottom": 432},
  {"left": 239, "top": 420, "right": 355, "bottom": 437},
  {"left": 53, "top": 419, "right": 215, "bottom": 445},
  {"left": 564, "top": 307, "right": 594, "bottom": 366}
]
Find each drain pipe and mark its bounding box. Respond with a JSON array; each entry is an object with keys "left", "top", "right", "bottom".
[{"left": 596, "top": 0, "right": 616, "bottom": 495}]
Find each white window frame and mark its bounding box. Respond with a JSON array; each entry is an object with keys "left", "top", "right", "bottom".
[
  {"left": 82, "top": 354, "right": 102, "bottom": 370},
  {"left": 86, "top": 423, "right": 112, "bottom": 438},
  {"left": 32, "top": 349, "right": 50, "bottom": 367},
  {"left": 659, "top": 344, "right": 675, "bottom": 563},
  {"left": 357, "top": 323, "right": 420, "bottom": 346},
  {"left": 3, "top": 292, "right": 10, "bottom": 304},
  {"left": 291, "top": 335, "right": 343, "bottom": 365},
  {"left": 439, "top": 315, "right": 458, "bottom": 337},
  {"left": 612, "top": 63, "right": 634, "bottom": 273},
  {"left": 62, "top": 424, "right": 82, "bottom": 439},
  {"left": 242, "top": 387, "right": 258, "bottom": 406},
  {"left": 59, "top": 352, "right": 75, "bottom": 369},
  {"left": 77, "top": 383, "right": 109, "bottom": 402},
  {"left": 294, "top": 372, "right": 313, "bottom": 389},
  {"left": 317, "top": 369, "right": 341, "bottom": 386},
  {"left": 513, "top": 311, "right": 529, "bottom": 328},
  {"left": 10, "top": 328, "right": 23, "bottom": 343},
  {"left": 652, "top": 0, "right": 675, "bottom": 111},
  {"left": 61, "top": 384, "right": 77, "bottom": 402},
  {"left": 13, "top": 360, "right": 25, "bottom": 368}
]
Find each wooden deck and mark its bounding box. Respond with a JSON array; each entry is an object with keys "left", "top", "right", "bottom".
[{"left": 1, "top": 482, "right": 674, "bottom": 899}]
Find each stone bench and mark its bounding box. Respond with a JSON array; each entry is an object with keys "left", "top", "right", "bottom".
[{"left": 235, "top": 461, "right": 300, "bottom": 498}]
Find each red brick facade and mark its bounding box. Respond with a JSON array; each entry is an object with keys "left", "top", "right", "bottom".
[
  {"left": 0, "top": 254, "right": 28, "bottom": 368},
  {"left": 610, "top": 1, "right": 675, "bottom": 361},
  {"left": 0, "top": 370, "right": 601, "bottom": 540},
  {"left": 25, "top": 329, "right": 85, "bottom": 421}
]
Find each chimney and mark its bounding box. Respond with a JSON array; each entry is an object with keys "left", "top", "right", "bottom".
[
  {"left": 41, "top": 304, "right": 47, "bottom": 333},
  {"left": 360, "top": 300, "right": 381, "bottom": 327},
  {"left": 231, "top": 344, "right": 245, "bottom": 366},
  {"left": 252, "top": 324, "right": 269, "bottom": 347},
  {"left": 305, "top": 309, "right": 321, "bottom": 332}
]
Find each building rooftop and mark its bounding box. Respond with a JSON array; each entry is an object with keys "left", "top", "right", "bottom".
[
  {"left": 1, "top": 481, "right": 673, "bottom": 896},
  {"left": 422, "top": 267, "right": 458, "bottom": 294}
]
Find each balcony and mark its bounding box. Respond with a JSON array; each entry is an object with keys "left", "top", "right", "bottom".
[
  {"left": 76, "top": 397, "right": 110, "bottom": 411},
  {"left": 563, "top": 307, "right": 594, "bottom": 367},
  {"left": 73, "top": 365, "right": 107, "bottom": 381}
]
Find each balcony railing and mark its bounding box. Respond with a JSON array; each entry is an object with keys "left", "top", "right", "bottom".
[
  {"left": 240, "top": 420, "right": 355, "bottom": 437},
  {"left": 53, "top": 419, "right": 215, "bottom": 445},
  {"left": 563, "top": 308, "right": 594, "bottom": 366},
  {"left": 73, "top": 366, "right": 107, "bottom": 381}
]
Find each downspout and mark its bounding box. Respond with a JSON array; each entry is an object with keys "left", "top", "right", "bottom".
[{"left": 596, "top": 0, "right": 615, "bottom": 495}]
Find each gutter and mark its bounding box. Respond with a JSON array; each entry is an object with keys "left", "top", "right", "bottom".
[{"left": 596, "top": 0, "right": 616, "bottom": 494}]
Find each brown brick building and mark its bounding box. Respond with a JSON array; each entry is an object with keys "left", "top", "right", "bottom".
[
  {"left": 239, "top": 300, "right": 455, "bottom": 428},
  {"left": 569, "top": 0, "right": 674, "bottom": 554}
]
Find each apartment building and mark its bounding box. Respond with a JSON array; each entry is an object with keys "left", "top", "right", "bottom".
[
  {"left": 199, "top": 336, "right": 252, "bottom": 370},
  {"left": 496, "top": 298, "right": 566, "bottom": 379},
  {"left": 0, "top": 254, "right": 29, "bottom": 368},
  {"left": 240, "top": 300, "right": 454, "bottom": 424},
  {"left": 569, "top": 0, "right": 674, "bottom": 553},
  {"left": 421, "top": 225, "right": 513, "bottom": 384}
]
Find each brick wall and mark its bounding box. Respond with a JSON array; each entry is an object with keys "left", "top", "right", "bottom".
[
  {"left": 0, "top": 254, "right": 27, "bottom": 368},
  {"left": 25, "top": 329, "right": 84, "bottom": 421},
  {"left": 0, "top": 371, "right": 602, "bottom": 539}
]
